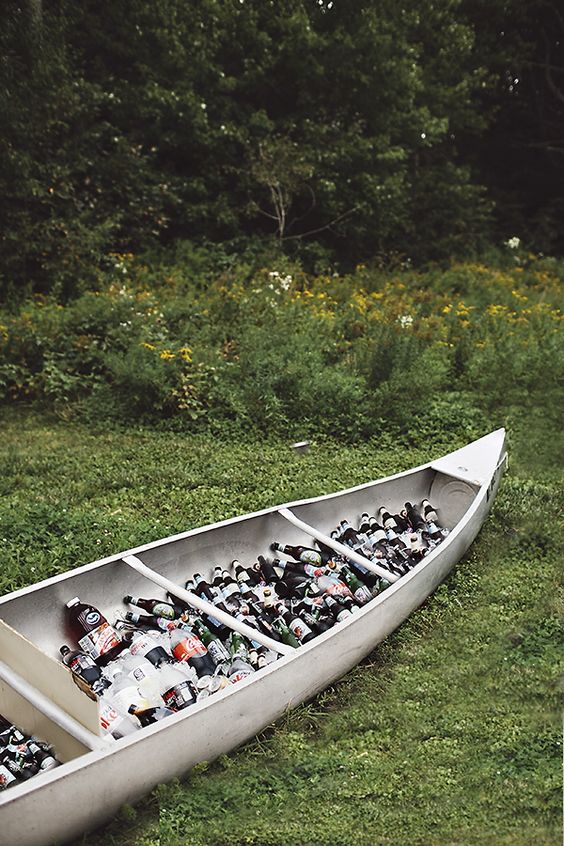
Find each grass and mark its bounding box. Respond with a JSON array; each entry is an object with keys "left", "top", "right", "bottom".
[{"left": 0, "top": 407, "right": 561, "bottom": 846}]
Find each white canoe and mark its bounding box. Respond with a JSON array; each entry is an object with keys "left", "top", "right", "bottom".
[{"left": 0, "top": 429, "right": 507, "bottom": 846}]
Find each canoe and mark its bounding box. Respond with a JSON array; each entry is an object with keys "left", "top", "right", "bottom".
[{"left": 0, "top": 429, "right": 507, "bottom": 846}]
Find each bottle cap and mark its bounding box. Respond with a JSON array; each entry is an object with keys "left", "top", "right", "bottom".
[
  {"left": 65, "top": 597, "right": 80, "bottom": 608},
  {"left": 59, "top": 645, "right": 70, "bottom": 655}
]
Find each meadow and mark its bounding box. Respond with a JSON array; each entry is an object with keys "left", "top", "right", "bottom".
[{"left": 0, "top": 251, "right": 562, "bottom": 845}]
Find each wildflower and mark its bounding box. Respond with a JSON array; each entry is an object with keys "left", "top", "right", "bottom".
[
  {"left": 159, "top": 350, "right": 176, "bottom": 360},
  {"left": 141, "top": 342, "right": 156, "bottom": 350},
  {"left": 506, "top": 236, "right": 520, "bottom": 249},
  {"left": 398, "top": 314, "right": 414, "bottom": 328}
]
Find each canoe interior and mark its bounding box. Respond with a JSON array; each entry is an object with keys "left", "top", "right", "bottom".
[
  {"left": 0, "top": 467, "right": 472, "bottom": 660},
  {"left": 0, "top": 675, "right": 90, "bottom": 764},
  {"left": 0, "top": 458, "right": 484, "bottom": 804},
  {"left": 0, "top": 466, "right": 476, "bottom": 664}
]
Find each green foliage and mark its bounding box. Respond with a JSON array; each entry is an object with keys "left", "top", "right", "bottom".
[
  {"left": 0, "top": 256, "right": 561, "bottom": 438},
  {"left": 1, "top": 0, "right": 529, "bottom": 298}
]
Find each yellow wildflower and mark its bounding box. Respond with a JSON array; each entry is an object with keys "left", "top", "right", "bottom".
[
  {"left": 159, "top": 350, "right": 176, "bottom": 360},
  {"left": 142, "top": 342, "right": 156, "bottom": 350}
]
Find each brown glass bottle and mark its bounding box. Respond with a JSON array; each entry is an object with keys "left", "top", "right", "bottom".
[{"left": 65, "top": 597, "right": 125, "bottom": 666}]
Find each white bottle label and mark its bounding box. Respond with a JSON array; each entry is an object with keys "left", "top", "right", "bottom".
[
  {"left": 288, "top": 617, "right": 313, "bottom": 641},
  {"left": 0, "top": 764, "right": 17, "bottom": 788}
]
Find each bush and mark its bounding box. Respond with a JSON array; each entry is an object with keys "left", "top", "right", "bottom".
[{"left": 0, "top": 252, "right": 561, "bottom": 439}]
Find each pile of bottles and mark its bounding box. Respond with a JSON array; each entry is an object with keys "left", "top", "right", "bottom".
[
  {"left": 0, "top": 715, "right": 60, "bottom": 790},
  {"left": 60, "top": 499, "right": 447, "bottom": 738}
]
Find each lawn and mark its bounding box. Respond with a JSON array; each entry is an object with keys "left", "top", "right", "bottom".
[{"left": 0, "top": 408, "right": 561, "bottom": 846}]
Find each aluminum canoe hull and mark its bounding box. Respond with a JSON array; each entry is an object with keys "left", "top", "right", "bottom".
[{"left": 0, "top": 429, "right": 507, "bottom": 846}]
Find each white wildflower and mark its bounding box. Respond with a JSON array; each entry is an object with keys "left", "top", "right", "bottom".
[{"left": 506, "top": 236, "right": 520, "bottom": 249}]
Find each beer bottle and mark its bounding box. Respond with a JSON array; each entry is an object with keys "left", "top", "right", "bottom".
[
  {"left": 65, "top": 597, "right": 125, "bottom": 666},
  {"left": 358, "top": 512, "right": 371, "bottom": 534},
  {"left": 421, "top": 499, "right": 439, "bottom": 523},
  {"left": 26, "top": 740, "right": 58, "bottom": 771},
  {"left": 211, "top": 566, "right": 224, "bottom": 587},
  {"left": 257, "top": 555, "right": 279, "bottom": 584},
  {"left": 407, "top": 533, "right": 425, "bottom": 562},
  {"left": 393, "top": 511, "right": 410, "bottom": 533},
  {"left": 270, "top": 543, "right": 323, "bottom": 567},
  {"left": 338, "top": 520, "right": 361, "bottom": 548},
  {"left": 227, "top": 631, "right": 251, "bottom": 661},
  {"left": 0, "top": 761, "right": 18, "bottom": 789},
  {"left": 404, "top": 502, "right": 426, "bottom": 532},
  {"left": 232, "top": 560, "right": 258, "bottom": 585},
  {"left": 192, "top": 619, "right": 231, "bottom": 666},
  {"left": 124, "top": 611, "right": 179, "bottom": 633},
  {"left": 247, "top": 602, "right": 282, "bottom": 641},
  {"left": 377, "top": 508, "right": 397, "bottom": 531},
  {"left": 282, "top": 610, "right": 316, "bottom": 644},
  {"left": 128, "top": 704, "right": 175, "bottom": 727},
  {"left": 423, "top": 520, "right": 443, "bottom": 543},
  {"left": 261, "top": 586, "right": 275, "bottom": 611},
  {"left": 169, "top": 629, "right": 216, "bottom": 677},
  {"left": 59, "top": 644, "right": 110, "bottom": 694},
  {"left": 166, "top": 588, "right": 191, "bottom": 613},
  {"left": 0, "top": 749, "right": 37, "bottom": 781},
  {"left": 271, "top": 617, "right": 300, "bottom": 648},
  {"left": 123, "top": 595, "right": 182, "bottom": 621},
  {"left": 191, "top": 574, "right": 214, "bottom": 600},
  {"left": 239, "top": 582, "right": 261, "bottom": 605},
  {"left": 323, "top": 595, "right": 352, "bottom": 622},
  {"left": 339, "top": 566, "right": 372, "bottom": 605}
]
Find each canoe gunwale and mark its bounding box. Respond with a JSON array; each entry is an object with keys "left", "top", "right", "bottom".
[{"left": 0, "top": 440, "right": 457, "bottom": 607}]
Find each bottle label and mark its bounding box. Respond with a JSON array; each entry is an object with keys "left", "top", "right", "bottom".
[
  {"left": 172, "top": 635, "right": 207, "bottom": 662},
  {"left": 300, "top": 550, "right": 322, "bottom": 566},
  {"left": 288, "top": 617, "right": 313, "bottom": 641},
  {"left": 68, "top": 653, "right": 97, "bottom": 674},
  {"left": 325, "top": 581, "right": 354, "bottom": 599},
  {"left": 0, "top": 764, "right": 17, "bottom": 788},
  {"left": 162, "top": 681, "right": 196, "bottom": 711},
  {"left": 222, "top": 583, "right": 240, "bottom": 599},
  {"left": 303, "top": 563, "right": 324, "bottom": 578},
  {"left": 130, "top": 663, "right": 158, "bottom": 683},
  {"left": 99, "top": 702, "right": 123, "bottom": 732},
  {"left": 150, "top": 603, "right": 177, "bottom": 620},
  {"left": 207, "top": 639, "right": 230, "bottom": 665},
  {"left": 78, "top": 622, "right": 121, "bottom": 661},
  {"left": 155, "top": 617, "right": 178, "bottom": 632},
  {"left": 229, "top": 670, "right": 252, "bottom": 684},
  {"left": 354, "top": 586, "right": 371, "bottom": 605}
]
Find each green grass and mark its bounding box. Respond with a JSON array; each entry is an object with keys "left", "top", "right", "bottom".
[{"left": 0, "top": 408, "right": 561, "bottom": 846}]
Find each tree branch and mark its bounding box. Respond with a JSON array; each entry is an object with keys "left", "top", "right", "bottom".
[{"left": 281, "top": 205, "right": 361, "bottom": 241}]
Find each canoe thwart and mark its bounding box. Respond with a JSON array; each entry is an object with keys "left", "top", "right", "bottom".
[
  {"left": 0, "top": 659, "right": 106, "bottom": 752},
  {"left": 122, "top": 555, "right": 294, "bottom": 656},
  {"left": 277, "top": 507, "right": 399, "bottom": 583}
]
